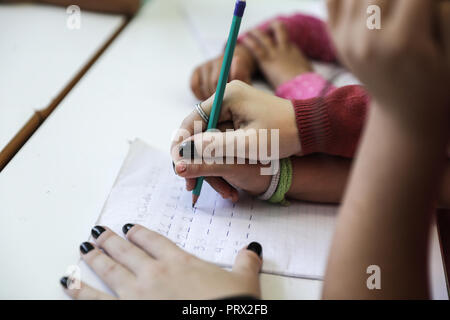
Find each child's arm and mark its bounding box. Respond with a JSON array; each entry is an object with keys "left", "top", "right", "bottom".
[
  {"left": 239, "top": 13, "right": 337, "bottom": 63},
  {"left": 323, "top": 0, "right": 450, "bottom": 299}
]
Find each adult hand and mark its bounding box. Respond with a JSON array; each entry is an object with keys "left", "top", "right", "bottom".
[
  {"left": 171, "top": 80, "right": 301, "bottom": 197},
  {"left": 191, "top": 45, "right": 256, "bottom": 100},
  {"left": 61, "top": 225, "right": 262, "bottom": 299},
  {"left": 327, "top": 0, "right": 450, "bottom": 120}
]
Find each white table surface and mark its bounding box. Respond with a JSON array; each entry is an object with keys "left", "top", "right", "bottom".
[
  {"left": 0, "top": 3, "right": 125, "bottom": 152},
  {"left": 0, "top": 0, "right": 447, "bottom": 300}
]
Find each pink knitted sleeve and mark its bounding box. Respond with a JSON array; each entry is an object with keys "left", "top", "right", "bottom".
[{"left": 292, "top": 85, "right": 370, "bottom": 158}]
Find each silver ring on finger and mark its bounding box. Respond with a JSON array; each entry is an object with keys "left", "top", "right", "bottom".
[{"left": 195, "top": 103, "right": 209, "bottom": 124}]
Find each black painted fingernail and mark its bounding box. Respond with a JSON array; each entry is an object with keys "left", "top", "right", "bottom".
[
  {"left": 80, "top": 242, "right": 94, "bottom": 254},
  {"left": 60, "top": 276, "right": 69, "bottom": 289},
  {"left": 122, "top": 223, "right": 134, "bottom": 235},
  {"left": 179, "top": 141, "right": 196, "bottom": 160},
  {"left": 91, "top": 226, "right": 106, "bottom": 239},
  {"left": 247, "top": 242, "right": 262, "bottom": 258}
]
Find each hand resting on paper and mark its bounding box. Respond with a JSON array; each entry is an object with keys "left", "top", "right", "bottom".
[{"left": 61, "top": 224, "right": 262, "bottom": 299}]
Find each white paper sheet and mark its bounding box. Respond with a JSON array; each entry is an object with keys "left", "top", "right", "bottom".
[{"left": 83, "top": 139, "right": 336, "bottom": 283}]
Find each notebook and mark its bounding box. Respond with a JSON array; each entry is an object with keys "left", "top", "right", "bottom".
[
  {"left": 79, "top": 139, "right": 336, "bottom": 283},
  {"left": 76, "top": 139, "right": 449, "bottom": 299}
]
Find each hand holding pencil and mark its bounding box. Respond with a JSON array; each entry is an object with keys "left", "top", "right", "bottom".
[{"left": 191, "top": 0, "right": 247, "bottom": 207}]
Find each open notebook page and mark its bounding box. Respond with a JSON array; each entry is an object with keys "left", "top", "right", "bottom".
[
  {"left": 78, "top": 139, "right": 336, "bottom": 290},
  {"left": 76, "top": 139, "right": 448, "bottom": 299}
]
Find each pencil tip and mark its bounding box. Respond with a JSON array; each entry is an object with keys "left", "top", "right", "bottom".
[{"left": 192, "top": 194, "right": 199, "bottom": 208}]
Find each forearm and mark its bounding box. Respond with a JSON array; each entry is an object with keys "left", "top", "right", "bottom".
[
  {"left": 286, "top": 155, "right": 450, "bottom": 207},
  {"left": 286, "top": 155, "right": 351, "bottom": 204},
  {"left": 323, "top": 103, "right": 449, "bottom": 299}
]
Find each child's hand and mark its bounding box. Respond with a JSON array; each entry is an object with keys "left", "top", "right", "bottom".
[
  {"left": 62, "top": 225, "right": 262, "bottom": 299},
  {"left": 242, "top": 21, "right": 313, "bottom": 89},
  {"left": 174, "top": 160, "right": 273, "bottom": 202},
  {"left": 327, "top": 0, "right": 450, "bottom": 120},
  {"left": 171, "top": 81, "right": 301, "bottom": 201},
  {"left": 190, "top": 45, "right": 256, "bottom": 100}
]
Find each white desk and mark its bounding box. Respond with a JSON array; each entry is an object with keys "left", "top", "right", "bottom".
[
  {"left": 0, "top": 0, "right": 446, "bottom": 299},
  {"left": 0, "top": 3, "right": 125, "bottom": 154}
]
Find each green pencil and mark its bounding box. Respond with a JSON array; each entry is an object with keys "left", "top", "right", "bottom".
[{"left": 192, "top": 0, "right": 247, "bottom": 207}]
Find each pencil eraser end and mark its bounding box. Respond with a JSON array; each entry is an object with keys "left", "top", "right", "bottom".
[{"left": 234, "top": 0, "right": 246, "bottom": 17}]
